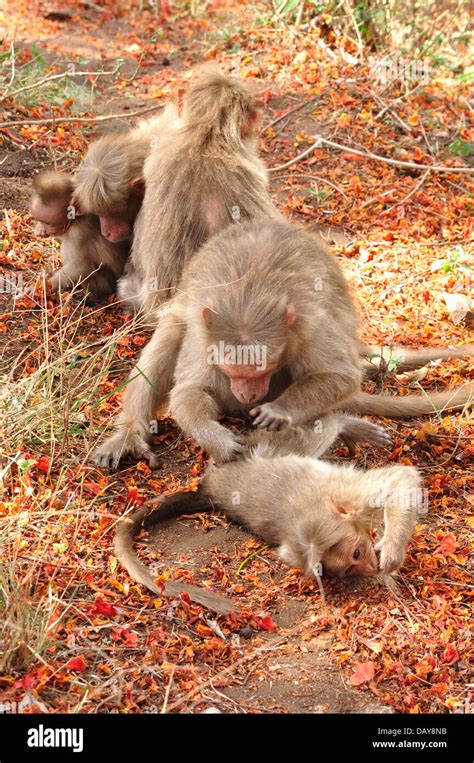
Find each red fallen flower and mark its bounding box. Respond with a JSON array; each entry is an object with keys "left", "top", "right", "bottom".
[
  {"left": 119, "top": 629, "right": 138, "bottom": 647},
  {"left": 436, "top": 533, "right": 458, "bottom": 555},
  {"left": 180, "top": 592, "right": 191, "bottom": 605},
  {"left": 442, "top": 644, "right": 459, "bottom": 664},
  {"left": 36, "top": 457, "right": 49, "bottom": 474},
  {"left": 83, "top": 480, "right": 104, "bottom": 496},
  {"left": 350, "top": 660, "right": 375, "bottom": 686},
  {"left": 126, "top": 486, "right": 144, "bottom": 506},
  {"left": 66, "top": 656, "right": 87, "bottom": 672},
  {"left": 94, "top": 599, "right": 117, "bottom": 617},
  {"left": 23, "top": 674, "right": 36, "bottom": 691},
  {"left": 258, "top": 615, "right": 276, "bottom": 632}
]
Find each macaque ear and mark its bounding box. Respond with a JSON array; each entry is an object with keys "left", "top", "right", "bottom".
[
  {"left": 70, "top": 196, "right": 85, "bottom": 216},
  {"left": 241, "top": 109, "right": 258, "bottom": 139},
  {"left": 202, "top": 307, "right": 213, "bottom": 328},
  {"left": 177, "top": 87, "right": 185, "bottom": 117},
  {"left": 283, "top": 304, "right": 296, "bottom": 328},
  {"left": 329, "top": 500, "right": 356, "bottom": 520},
  {"left": 130, "top": 177, "right": 145, "bottom": 198}
]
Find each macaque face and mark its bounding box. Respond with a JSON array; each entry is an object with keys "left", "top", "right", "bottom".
[
  {"left": 31, "top": 197, "right": 68, "bottom": 237},
  {"left": 323, "top": 533, "right": 378, "bottom": 578},
  {"left": 97, "top": 180, "right": 144, "bottom": 241},
  {"left": 218, "top": 363, "right": 278, "bottom": 405},
  {"left": 203, "top": 304, "right": 291, "bottom": 406},
  {"left": 98, "top": 213, "right": 132, "bottom": 243}
]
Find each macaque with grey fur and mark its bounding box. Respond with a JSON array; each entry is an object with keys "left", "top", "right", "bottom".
[
  {"left": 119, "top": 66, "right": 281, "bottom": 316},
  {"left": 92, "top": 220, "right": 473, "bottom": 469},
  {"left": 93, "top": 220, "right": 362, "bottom": 466},
  {"left": 31, "top": 172, "right": 128, "bottom": 305},
  {"left": 74, "top": 106, "right": 181, "bottom": 245},
  {"left": 114, "top": 415, "right": 422, "bottom": 612}
]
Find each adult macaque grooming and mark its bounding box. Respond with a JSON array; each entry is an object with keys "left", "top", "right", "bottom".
[
  {"left": 31, "top": 172, "right": 128, "bottom": 305},
  {"left": 92, "top": 221, "right": 473, "bottom": 468},
  {"left": 74, "top": 105, "right": 181, "bottom": 243},
  {"left": 119, "top": 66, "right": 281, "bottom": 315},
  {"left": 114, "top": 416, "right": 421, "bottom": 613},
  {"left": 93, "top": 220, "right": 362, "bottom": 466}
]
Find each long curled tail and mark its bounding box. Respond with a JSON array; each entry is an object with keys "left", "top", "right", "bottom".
[
  {"left": 343, "top": 385, "right": 473, "bottom": 417},
  {"left": 114, "top": 489, "right": 237, "bottom": 613},
  {"left": 360, "top": 344, "right": 474, "bottom": 377}
]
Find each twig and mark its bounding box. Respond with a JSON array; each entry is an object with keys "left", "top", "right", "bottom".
[
  {"left": 0, "top": 104, "right": 162, "bottom": 129},
  {"left": 374, "top": 82, "right": 423, "bottom": 120},
  {"left": 1, "top": 68, "right": 116, "bottom": 102},
  {"left": 165, "top": 638, "right": 287, "bottom": 713},
  {"left": 160, "top": 665, "right": 176, "bottom": 714},
  {"left": 382, "top": 168, "right": 431, "bottom": 213},
  {"left": 343, "top": 0, "right": 364, "bottom": 57},
  {"left": 418, "top": 113, "right": 435, "bottom": 156},
  {"left": 237, "top": 545, "right": 269, "bottom": 575},
  {"left": 4, "top": 38, "right": 16, "bottom": 94},
  {"left": 270, "top": 135, "right": 474, "bottom": 174},
  {"left": 262, "top": 95, "right": 320, "bottom": 132},
  {"left": 359, "top": 189, "right": 396, "bottom": 209},
  {"left": 371, "top": 91, "right": 412, "bottom": 134},
  {"left": 270, "top": 139, "right": 322, "bottom": 172},
  {"left": 274, "top": 171, "right": 349, "bottom": 199}
]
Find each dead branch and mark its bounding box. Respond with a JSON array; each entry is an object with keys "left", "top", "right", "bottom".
[
  {"left": 0, "top": 104, "right": 162, "bottom": 129},
  {"left": 270, "top": 135, "right": 474, "bottom": 174},
  {"left": 381, "top": 168, "right": 431, "bottom": 214},
  {"left": 0, "top": 68, "right": 117, "bottom": 103}
]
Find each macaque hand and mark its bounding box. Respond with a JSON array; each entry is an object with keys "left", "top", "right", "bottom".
[
  {"left": 376, "top": 537, "right": 406, "bottom": 575},
  {"left": 250, "top": 403, "right": 292, "bottom": 431},
  {"left": 48, "top": 269, "right": 66, "bottom": 293},
  {"left": 202, "top": 426, "right": 244, "bottom": 464},
  {"left": 91, "top": 429, "right": 160, "bottom": 471}
]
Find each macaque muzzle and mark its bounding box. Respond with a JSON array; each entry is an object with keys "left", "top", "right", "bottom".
[
  {"left": 99, "top": 214, "right": 132, "bottom": 243},
  {"left": 220, "top": 365, "right": 273, "bottom": 405}
]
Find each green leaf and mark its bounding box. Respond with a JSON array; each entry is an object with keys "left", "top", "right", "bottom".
[
  {"left": 449, "top": 140, "right": 473, "bottom": 157},
  {"left": 455, "top": 69, "right": 474, "bottom": 83}
]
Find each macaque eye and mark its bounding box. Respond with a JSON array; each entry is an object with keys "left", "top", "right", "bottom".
[
  {"left": 345, "top": 565, "right": 353, "bottom": 576},
  {"left": 353, "top": 547, "right": 360, "bottom": 560}
]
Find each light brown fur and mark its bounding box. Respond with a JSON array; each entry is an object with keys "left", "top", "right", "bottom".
[
  {"left": 93, "top": 221, "right": 362, "bottom": 467},
  {"left": 92, "top": 220, "right": 472, "bottom": 469},
  {"left": 119, "top": 67, "right": 281, "bottom": 316},
  {"left": 74, "top": 105, "right": 180, "bottom": 245},
  {"left": 31, "top": 171, "right": 128, "bottom": 305},
  {"left": 114, "top": 417, "right": 421, "bottom": 612},
  {"left": 360, "top": 343, "right": 474, "bottom": 378}
]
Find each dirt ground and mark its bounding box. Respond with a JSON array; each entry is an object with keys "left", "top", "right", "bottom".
[{"left": 0, "top": 1, "right": 472, "bottom": 716}]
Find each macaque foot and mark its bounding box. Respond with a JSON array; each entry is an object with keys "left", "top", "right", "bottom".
[
  {"left": 91, "top": 430, "right": 160, "bottom": 470},
  {"left": 250, "top": 404, "right": 292, "bottom": 431},
  {"left": 202, "top": 427, "right": 244, "bottom": 463},
  {"left": 340, "top": 417, "right": 391, "bottom": 452}
]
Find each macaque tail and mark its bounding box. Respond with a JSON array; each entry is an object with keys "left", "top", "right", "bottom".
[
  {"left": 343, "top": 384, "right": 473, "bottom": 417},
  {"left": 360, "top": 344, "right": 473, "bottom": 377},
  {"left": 114, "top": 490, "right": 237, "bottom": 613}
]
